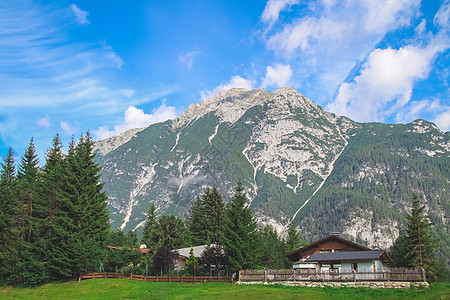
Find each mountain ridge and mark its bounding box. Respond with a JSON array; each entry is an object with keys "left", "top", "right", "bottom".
[{"left": 94, "top": 87, "right": 449, "bottom": 265}]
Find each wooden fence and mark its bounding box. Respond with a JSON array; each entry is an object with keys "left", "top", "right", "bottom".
[
  {"left": 239, "top": 268, "right": 426, "bottom": 283},
  {"left": 79, "top": 272, "right": 233, "bottom": 283}
]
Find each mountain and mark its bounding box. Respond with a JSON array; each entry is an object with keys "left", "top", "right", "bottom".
[{"left": 94, "top": 87, "right": 449, "bottom": 266}]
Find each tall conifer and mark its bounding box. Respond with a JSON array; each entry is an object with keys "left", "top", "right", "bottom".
[
  {"left": 222, "top": 182, "right": 260, "bottom": 274},
  {"left": 0, "top": 148, "right": 18, "bottom": 283},
  {"left": 141, "top": 204, "right": 158, "bottom": 250}
]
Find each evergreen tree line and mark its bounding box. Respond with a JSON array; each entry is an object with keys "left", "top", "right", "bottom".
[
  {"left": 0, "top": 134, "right": 110, "bottom": 285},
  {"left": 136, "top": 185, "right": 307, "bottom": 276}
]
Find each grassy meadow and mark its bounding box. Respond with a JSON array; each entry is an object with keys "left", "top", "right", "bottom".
[{"left": 1, "top": 279, "right": 449, "bottom": 300}]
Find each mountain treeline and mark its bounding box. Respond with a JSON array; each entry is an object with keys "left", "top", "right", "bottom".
[{"left": 0, "top": 133, "right": 110, "bottom": 285}]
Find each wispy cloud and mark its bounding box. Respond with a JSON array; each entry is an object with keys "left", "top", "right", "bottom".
[
  {"left": 60, "top": 121, "right": 78, "bottom": 136},
  {"left": 94, "top": 103, "right": 178, "bottom": 140},
  {"left": 37, "top": 116, "right": 51, "bottom": 129},
  {"left": 70, "top": 4, "right": 90, "bottom": 25},
  {"left": 0, "top": 1, "right": 174, "bottom": 155},
  {"left": 261, "top": 0, "right": 299, "bottom": 34},
  {"left": 179, "top": 49, "right": 201, "bottom": 70}
]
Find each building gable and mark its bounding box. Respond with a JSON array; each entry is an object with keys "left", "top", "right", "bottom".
[{"left": 287, "top": 234, "right": 371, "bottom": 262}]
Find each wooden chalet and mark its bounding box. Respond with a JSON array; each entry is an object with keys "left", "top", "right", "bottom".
[{"left": 287, "top": 233, "right": 391, "bottom": 273}]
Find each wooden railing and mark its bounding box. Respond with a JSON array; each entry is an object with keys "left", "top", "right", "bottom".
[
  {"left": 239, "top": 268, "right": 426, "bottom": 283},
  {"left": 79, "top": 272, "right": 232, "bottom": 283}
]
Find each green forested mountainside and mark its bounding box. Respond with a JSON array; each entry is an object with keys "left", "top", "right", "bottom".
[
  {"left": 94, "top": 88, "right": 449, "bottom": 267},
  {"left": 297, "top": 120, "right": 449, "bottom": 266}
]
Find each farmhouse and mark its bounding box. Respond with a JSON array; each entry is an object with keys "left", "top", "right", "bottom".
[
  {"left": 172, "top": 245, "right": 208, "bottom": 271},
  {"left": 287, "top": 233, "right": 391, "bottom": 273}
]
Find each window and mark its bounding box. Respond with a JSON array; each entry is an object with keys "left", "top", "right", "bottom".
[
  {"left": 351, "top": 263, "right": 358, "bottom": 272},
  {"left": 319, "top": 250, "right": 331, "bottom": 253}
]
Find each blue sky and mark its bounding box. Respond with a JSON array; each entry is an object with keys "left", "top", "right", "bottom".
[{"left": 0, "top": 0, "right": 449, "bottom": 160}]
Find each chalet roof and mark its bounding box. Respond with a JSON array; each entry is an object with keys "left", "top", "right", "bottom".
[
  {"left": 304, "top": 250, "right": 391, "bottom": 262},
  {"left": 174, "top": 244, "right": 221, "bottom": 258},
  {"left": 286, "top": 234, "right": 371, "bottom": 260}
]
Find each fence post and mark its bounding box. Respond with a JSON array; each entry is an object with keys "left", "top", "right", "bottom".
[
  {"left": 421, "top": 268, "right": 426, "bottom": 282},
  {"left": 239, "top": 270, "right": 242, "bottom": 283},
  {"left": 264, "top": 270, "right": 267, "bottom": 282},
  {"left": 387, "top": 270, "right": 390, "bottom": 282},
  {"left": 293, "top": 269, "right": 295, "bottom": 282}
]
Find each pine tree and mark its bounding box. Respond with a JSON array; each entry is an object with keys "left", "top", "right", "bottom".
[
  {"left": 187, "top": 195, "right": 205, "bottom": 245},
  {"left": 185, "top": 247, "right": 199, "bottom": 275},
  {"left": 389, "top": 234, "right": 409, "bottom": 268},
  {"left": 406, "top": 195, "right": 438, "bottom": 279},
  {"left": 222, "top": 182, "right": 261, "bottom": 274},
  {"left": 16, "top": 139, "right": 47, "bottom": 285},
  {"left": 260, "top": 225, "right": 284, "bottom": 269},
  {"left": 154, "top": 215, "right": 189, "bottom": 249},
  {"left": 36, "top": 134, "right": 65, "bottom": 280},
  {"left": 285, "top": 221, "right": 301, "bottom": 253},
  {"left": 187, "top": 187, "right": 225, "bottom": 245},
  {"left": 203, "top": 187, "right": 224, "bottom": 244},
  {"left": 141, "top": 204, "right": 158, "bottom": 250},
  {"left": 0, "top": 148, "right": 18, "bottom": 283},
  {"left": 56, "top": 133, "right": 110, "bottom": 278}
]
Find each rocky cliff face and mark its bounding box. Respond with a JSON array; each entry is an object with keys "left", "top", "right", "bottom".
[{"left": 94, "top": 87, "right": 449, "bottom": 264}]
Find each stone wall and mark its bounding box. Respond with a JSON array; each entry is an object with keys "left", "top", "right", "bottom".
[{"left": 238, "top": 281, "right": 429, "bottom": 289}]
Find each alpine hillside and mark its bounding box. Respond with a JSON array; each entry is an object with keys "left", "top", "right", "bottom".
[{"left": 94, "top": 87, "right": 449, "bottom": 265}]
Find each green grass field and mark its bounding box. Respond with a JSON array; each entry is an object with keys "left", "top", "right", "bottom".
[{"left": 1, "top": 279, "right": 449, "bottom": 300}]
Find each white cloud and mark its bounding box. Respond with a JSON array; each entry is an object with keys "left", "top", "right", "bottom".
[
  {"left": 434, "top": 0, "right": 450, "bottom": 29},
  {"left": 415, "top": 19, "right": 426, "bottom": 35},
  {"left": 179, "top": 50, "right": 201, "bottom": 70},
  {"left": 94, "top": 103, "right": 178, "bottom": 140},
  {"left": 200, "top": 75, "right": 255, "bottom": 100},
  {"left": 70, "top": 4, "right": 90, "bottom": 25},
  {"left": 261, "top": 0, "right": 299, "bottom": 32},
  {"left": 328, "top": 43, "right": 446, "bottom": 122},
  {"left": 60, "top": 121, "right": 78, "bottom": 136},
  {"left": 433, "top": 110, "right": 450, "bottom": 132},
  {"left": 363, "top": 0, "right": 420, "bottom": 34},
  {"left": 261, "top": 63, "right": 292, "bottom": 88},
  {"left": 37, "top": 116, "right": 50, "bottom": 128},
  {"left": 266, "top": 0, "right": 420, "bottom": 57}
]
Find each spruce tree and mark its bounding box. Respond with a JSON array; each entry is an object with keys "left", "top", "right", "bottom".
[
  {"left": 155, "top": 215, "right": 189, "bottom": 249},
  {"left": 57, "top": 133, "right": 110, "bottom": 278},
  {"left": 406, "top": 195, "right": 438, "bottom": 278},
  {"left": 187, "top": 195, "right": 205, "bottom": 245},
  {"left": 222, "top": 182, "right": 260, "bottom": 274},
  {"left": 285, "top": 221, "right": 301, "bottom": 253},
  {"left": 389, "top": 234, "right": 409, "bottom": 268},
  {"left": 203, "top": 187, "right": 224, "bottom": 244},
  {"left": 141, "top": 204, "right": 158, "bottom": 250},
  {"left": 260, "top": 225, "right": 284, "bottom": 269},
  {"left": 37, "top": 134, "right": 66, "bottom": 280},
  {"left": 0, "top": 148, "right": 18, "bottom": 283},
  {"left": 16, "top": 139, "right": 46, "bottom": 285},
  {"left": 187, "top": 187, "right": 225, "bottom": 245}
]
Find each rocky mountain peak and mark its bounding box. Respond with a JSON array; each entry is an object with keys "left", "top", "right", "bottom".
[{"left": 171, "top": 88, "right": 272, "bottom": 129}]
